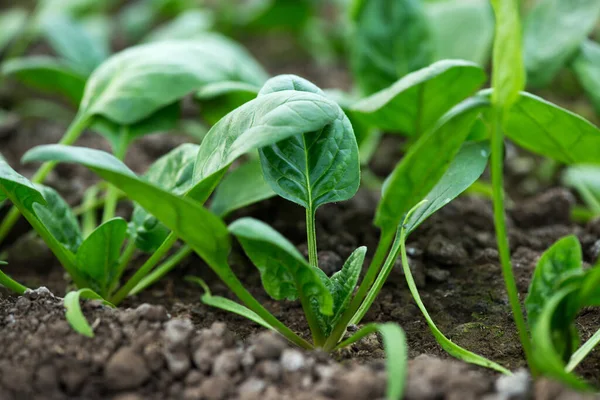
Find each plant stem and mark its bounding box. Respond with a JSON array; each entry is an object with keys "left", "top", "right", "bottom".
[
  {"left": 130, "top": 244, "right": 194, "bottom": 295},
  {"left": 81, "top": 185, "right": 100, "bottom": 237},
  {"left": 491, "top": 108, "right": 536, "bottom": 373},
  {"left": 0, "top": 268, "right": 28, "bottom": 295},
  {"left": 0, "top": 114, "right": 89, "bottom": 244},
  {"left": 102, "top": 127, "right": 129, "bottom": 223},
  {"left": 111, "top": 239, "right": 137, "bottom": 293},
  {"left": 306, "top": 207, "right": 318, "bottom": 268},
  {"left": 566, "top": 327, "right": 600, "bottom": 372}
]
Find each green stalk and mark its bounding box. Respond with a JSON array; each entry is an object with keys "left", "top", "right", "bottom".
[
  {"left": 491, "top": 108, "right": 535, "bottom": 373},
  {"left": 566, "top": 327, "right": 600, "bottom": 372},
  {"left": 306, "top": 207, "right": 318, "bottom": 268},
  {"left": 0, "top": 114, "right": 90, "bottom": 244},
  {"left": 130, "top": 244, "right": 194, "bottom": 295},
  {"left": 81, "top": 185, "right": 100, "bottom": 237},
  {"left": 111, "top": 239, "right": 137, "bottom": 294},
  {"left": 0, "top": 267, "right": 28, "bottom": 294},
  {"left": 102, "top": 127, "right": 129, "bottom": 223}
]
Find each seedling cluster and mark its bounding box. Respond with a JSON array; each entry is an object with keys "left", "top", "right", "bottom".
[{"left": 0, "top": 0, "right": 599, "bottom": 398}]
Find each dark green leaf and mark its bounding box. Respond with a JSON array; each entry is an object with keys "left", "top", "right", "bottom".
[
  {"left": 523, "top": 0, "right": 600, "bottom": 88},
  {"left": 144, "top": 9, "right": 214, "bottom": 42},
  {"left": 1, "top": 57, "right": 87, "bottom": 104},
  {"left": 210, "top": 159, "right": 275, "bottom": 217},
  {"left": 351, "top": 0, "right": 433, "bottom": 95},
  {"left": 525, "top": 235, "right": 583, "bottom": 331},
  {"left": 196, "top": 81, "right": 259, "bottom": 125},
  {"left": 349, "top": 60, "right": 486, "bottom": 136},
  {"left": 490, "top": 0, "right": 525, "bottom": 109},
  {"left": 76, "top": 218, "right": 127, "bottom": 296},
  {"left": 572, "top": 40, "right": 600, "bottom": 115},
  {"left": 375, "top": 96, "right": 490, "bottom": 233},
  {"left": 34, "top": 185, "right": 83, "bottom": 253},
  {"left": 80, "top": 35, "right": 268, "bottom": 125},
  {"left": 258, "top": 75, "right": 359, "bottom": 211},
  {"left": 404, "top": 141, "right": 490, "bottom": 233},
  {"left": 229, "top": 217, "right": 333, "bottom": 315},
  {"left": 64, "top": 288, "right": 114, "bottom": 338}
]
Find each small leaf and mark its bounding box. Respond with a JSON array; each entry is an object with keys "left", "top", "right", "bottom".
[
  {"left": 1, "top": 57, "right": 87, "bottom": 104},
  {"left": 34, "top": 185, "right": 83, "bottom": 253},
  {"left": 64, "top": 288, "right": 114, "bottom": 338},
  {"left": 258, "top": 75, "right": 359, "bottom": 211},
  {"left": 229, "top": 217, "right": 333, "bottom": 315},
  {"left": 349, "top": 60, "right": 486, "bottom": 136},
  {"left": 572, "top": 40, "right": 600, "bottom": 116},
  {"left": 523, "top": 0, "right": 600, "bottom": 88},
  {"left": 525, "top": 235, "right": 583, "bottom": 331},
  {"left": 375, "top": 96, "right": 490, "bottom": 233},
  {"left": 327, "top": 246, "right": 366, "bottom": 329},
  {"left": 210, "top": 159, "right": 275, "bottom": 217},
  {"left": 351, "top": 0, "right": 433, "bottom": 95}
]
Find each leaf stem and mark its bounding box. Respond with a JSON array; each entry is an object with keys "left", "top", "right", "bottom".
[
  {"left": 129, "top": 244, "right": 193, "bottom": 295},
  {"left": 566, "top": 327, "right": 600, "bottom": 372},
  {"left": 0, "top": 267, "right": 28, "bottom": 294},
  {"left": 111, "top": 239, "right": 137, "bottom": 294},
  {"left": 102, "top": 126, "right": 129, "bottom": 223},
  {"left": 81, "top": 184, "right": 100, "bottom": 237},
  {"left": 306, "top": 207, "right": 318, "bottom": 268},
  {"left": 491, "top": 107, "right": 535, "bottom": 373}
]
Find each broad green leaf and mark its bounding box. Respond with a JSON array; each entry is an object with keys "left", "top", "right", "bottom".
[
  {"left": 562, "top": 165, "right": 600, "bottom": 214},
  {"left": 80, "top": 35, "right": 268, "bottom": 125},
  {"left": 351, "top": 0, "right": 433, "bottom": 95},
  {"left": 229, "top": 217, "right": 333, "bottom": 315},
  {"left": 131, "top": 143, "right": 199, "bottom": 252},
  {"left": 349, "top": 60, "right": 486, "bottom": 136},
  {"left": 0, "top": 8, "right": 27, "bottom": 53},
  {"left": 34, "top": 185, "right": 83, "bottom": 253},
  {"left": 23, "top": 144, "right": 231, "bottom": 269},
  {"left": 404, "top": 141, "right": 490, "bottom": 233},
  {"left": 41, "top": 14, "right": 109, "bottom": 76},
  {"left": 327, "top": 246, "right": 366, "bottom": 329},
  {"left": 64, "top": 288, "right": 114, "bottom": 338},
  {"left": 1, "top": 57, "right": 87, "bottom": 104},
  {"left": 572, "top": 40, "right": 600, "bottom": 115},
  {"left": 375, "top": 96, "right": 490, "bottom": 233},
  {"left": 75, "top": 218, "right": 127, "bottom": 296},
  {"left": 187, "top": 276, "right": 274, "bottom": 330},
  {"left": 490, "top": 0, "right": 525, "bottom": 109},
  {"left": 424, "top": 0, "right": 493, "bottom": 66},
  {"left": 503, "top": 92, "right": 600, "bottom": 164},
  {"left": 210, "top": 159, "right": 275, "bottom": 217},
  {"left": 258, "top": 75, "right": 359, "bottom": 211},
  {"left": 523, "top": 0, "right": 600, "bottom": 88},
  {"left": 525, "top": 236, "right": 583, "bottom": 331},
  {"left": 334, "top": 323, "right": 407, "bottom": 400},
  {"left": 196, "top": 81, "right": 260, "bottom": 125},
  {"left": 143, "top": 9, "right": 214, "bottom": 42}
]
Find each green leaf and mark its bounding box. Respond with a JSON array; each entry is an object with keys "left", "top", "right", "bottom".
[
  {"left": 525, "top": 236, "right": 583, "bottom": 331},
  {"left": 424, "top": 0, "right": 493, "bottom": 66},
  {"left": 229, "top": 217, "right": 333, "bottom": 315},
  {"left": 375, "top": 96, "right": 490, "bottom": 233},
  {"left": 258, "top": 75, "right": 359, "bottom": 211},
  {"left": 349, "top": 60, "right": 486, "bottom": 136},
  {"left": 80, "top": 35, "right": 268, "bottom": 125},
  {"left": 75, "top": 218, "right": 127, "bottom": 296},
  {"left": 41, "top": 13, "right": 109, "bottom": 76},
  {"left": 327, "top": 246, "right": 366, "bottom": 329},
  {"left": 503, "top": 92, "right": 600, "bottom": 164},
  {"left": 131, "top": 143, "right": 199, "bottom": 252},
  {"left": 523, "top": 0, "right": 600, "bottom": 88},
  {"left": 404, "top": 141, "right": 490, "bottom": 233},
  {"left": 490, "top": 0, "right": 525, "bottom": 109},
  {"left": 562, "top": 165, "right": 600, "bottom": 214},
  {"left": 143, "top": 9, "right": 214, "bottom": 42},
  {"left": 23, "top": 144, "right": 231, "bottom": 269},
  {"left": 334, "top": 323, "right": 408, "bottom": 400},
  {"left": 34, "top": 185, "right": 83, "bottom": 253},
  {"left": 64, "top": 288, "right": 114, "bottom": 338},
  {"left": 351, "top": 0, "right": 433, "bottom": 95},
  {"left": 1, "top": 57, "right": 87, "bottom": 104},
  {"left": 210, "top": 159, "right": 275, "bottom": 217},
  {"left": 572, "top": 40, "right": 600, "bottom": 116},
  {"left": 187, "top": 276, "right": 274, "bottom": 330},
  {"left": 0, "top": 8, "right": 27, "bottom": 53},
  {"left": 195, "top": 81, "right": 260, "bottom": 125}
]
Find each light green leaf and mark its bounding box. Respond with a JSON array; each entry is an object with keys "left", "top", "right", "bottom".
[
  {"left": 64, "top": 288, "right": 114, "bottom": 338},
  {"left": 375, "top": 96, "right": 490, "bottom": 233},
  {"left": 143, "top": 9, "right": 214, "bottom": 42},
  {"left": 349, "top": 60, "right": 486, "bottom": 136},
  {"left": 525, "top": 235, "right": 583, "bottom": 331},
  {"left": 258, "top": 75, "right": 359, "bottom": 211},
  {"left": 562, "top": 164, "right": 600, "bottom": 215},
  {"left": 210, "top": 159, "right": 275, "bottom": 217},
  {"left": 328, "top": 246, "right": 366, "bottom": 329},
  {"left": 351, "top": 0, "right": 433, "bottom": 95},
  {"left": 1, "top": 56, "right": 87, "bottom": 104},
  {"left": 229, "top": 217, "right": 333, "bottom": 315},
  {"left": 572, "top": 40, "right": 600, "bottom": 115},
  {"left": 523, "top": 0, "right": 600, "bottom": 88},
  {"left": 34, "top": 185, "right": 83, "bottom": 253},
  {"left": 424, "top": 0, "right": 493, "bottom": 66},
  {"left": 0, "top": 8, "right": 27, "bottom": 53},
  {"left": 490, "top": 0, "right": 525, "bottom": 109},
  {"left": 196, "top": 81, "right": 260, "bottom": 125},
  {"left": 76, "top": 218, "right": 127, "bottom": 296},
  {"left": 404, "top": 141, "right": 490, "bottom": 233},
  {"left": 80, "top": 34, "right": 268, "bottom": 125}
]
